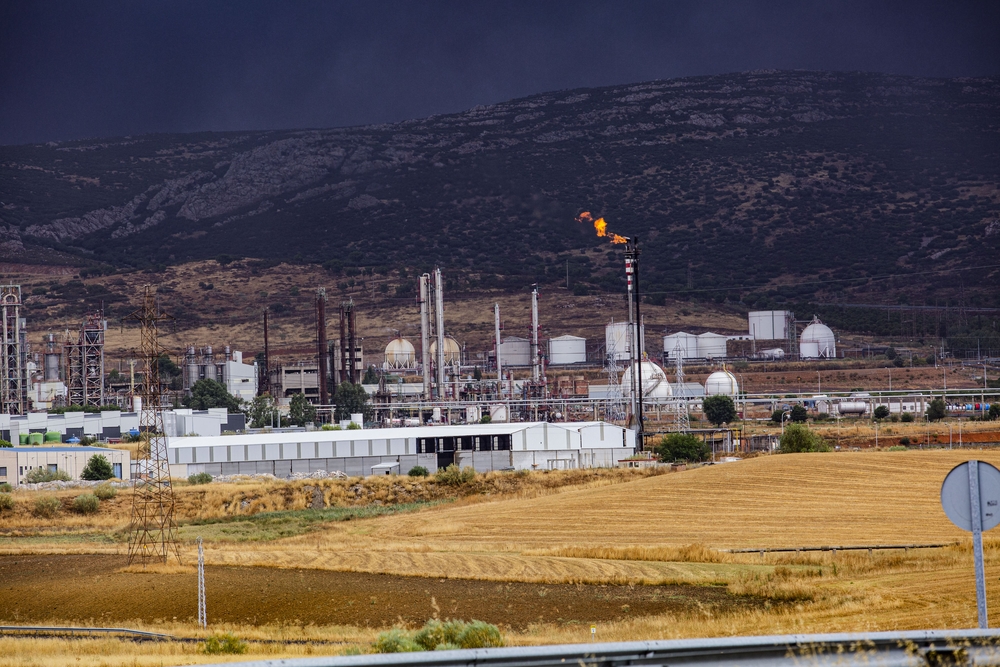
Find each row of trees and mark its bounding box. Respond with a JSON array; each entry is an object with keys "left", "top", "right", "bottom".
[{"left": 184, "top": 378, "right": 371, "bottom": 428}]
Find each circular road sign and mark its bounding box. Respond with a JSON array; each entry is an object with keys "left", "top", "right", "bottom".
[{"left": 941, "top": 461, "right": 1000, "bottom": 532}]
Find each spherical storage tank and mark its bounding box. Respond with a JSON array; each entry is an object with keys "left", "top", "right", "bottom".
[
  {"left": 621, "top": 361, "right": 672, "bottom": 401},
  {"left": 383, "top": 337, "right": 416, "bottom": 369},
  {"left": 800, "top": 317, "right": 836, "bottom": 359},
  {"left": 705, "top": 369, "right": 739, "bottom": 396},
  {"left": 429, "top": 336, "right": 462, "bottom": 365},
  {"left": 548, "top": 335, "right": 586, "bottom": 365}
]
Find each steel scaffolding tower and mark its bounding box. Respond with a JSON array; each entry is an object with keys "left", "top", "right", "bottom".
[
  {"left": 65, "top": 311, "right": 106, "bottom": 407},
  {"left": 126, "top": 285, "right": 179, "bottom": 567},
  {"left": 0, "top": 284, "right": 27, "bottom": 414}
]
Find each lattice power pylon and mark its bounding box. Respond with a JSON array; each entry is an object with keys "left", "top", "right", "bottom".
[
  {"left": 126, "top": 285, "right": 179, "bottom": 567},
  {"left": 673, "top": 343, "right": 690, "bottom": 432},
  {"left": 604, "top": 328, "right": 626, "bottom": 423}
]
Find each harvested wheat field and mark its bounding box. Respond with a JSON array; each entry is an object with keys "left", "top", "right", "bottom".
[{"left": 2, "top": 450, "right": 1000, "bottom": 665}]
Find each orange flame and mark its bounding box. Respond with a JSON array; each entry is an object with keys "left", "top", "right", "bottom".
[{"left": 576, "top": 211, "right": 629, "bottom": 244}]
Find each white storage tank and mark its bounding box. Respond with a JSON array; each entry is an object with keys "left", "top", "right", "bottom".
[
  {"left": 705, "top": 369, "right": 739, "bottom": 396},
  {"left": 621, "top": 360, "right": 672, "bottom": 401},
  {"left": 548, "top": 335, "right": 587, "bottom": 365},
  {"left": 800, "top": 317, "right": 836, "bottom": 359},
  {"left": 606, "top": 322, "right": 644, "bottom": 361},
  {"left": 429, "top": 336, "right": 462, "bottom": 365},
  {"left": 697, "top": 333, "right": 728, "bottom": 359},
  {"left": 838, "top": 401, "right": 868, "bottom": 415},
  {"left": 498, "top": 336, "right": 531, "bottom": 366},
  {"left": 663, "top": 332, "right": 699, "bottom": 360},
  {"left": 383, "top": 337, "right": 416, "bottom": 369},
  {"left": 748, "top": 310, "right": 790, "bottom": 340}
]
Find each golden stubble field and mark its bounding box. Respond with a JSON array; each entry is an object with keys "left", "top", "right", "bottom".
[{"left": 3, "top": 450, "right": 1000, "bottom": 666}]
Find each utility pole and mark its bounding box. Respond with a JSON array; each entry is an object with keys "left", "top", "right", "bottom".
[
  {"left": 531, "top": 286, "right": 540, "bottom": 382},
  {"left": 494, "top": 304, "right": 502, "bottom": 393},
  {"left": 434, "top": 268, "right": 446, "bottom": 400},
  {"left": 419, "top": 274, "right": 431, "bottom": 399},
  {"left": 316, "top": 289, "right": 328, "bottom": 405},
  {"left": 625, "top": 238, "right": 644, "bottom": 449}
]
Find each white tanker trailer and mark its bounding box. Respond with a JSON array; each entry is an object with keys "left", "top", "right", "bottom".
[{"left": 837, "top": 401, "right": 869, "bottom": 416}]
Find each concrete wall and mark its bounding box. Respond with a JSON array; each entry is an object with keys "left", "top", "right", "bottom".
[{"left": 0, "top": 447, "right": 130, "bottom": 487}]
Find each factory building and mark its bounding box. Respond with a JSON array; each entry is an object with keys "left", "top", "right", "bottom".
[
  {"left": 183, "top": 346, "right": 258, "bottom": 402},
  {"left": 269, "top": 361, "right": 321, "bottom": 403},
  {"left": 0, "top": 446, "right": 131, "bottom": 488},
  {"left": 168, "top": 421, "right": 636, "bottom": 478}
]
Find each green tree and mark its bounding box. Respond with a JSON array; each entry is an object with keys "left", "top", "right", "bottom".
[
  {"left": 779, "top": 424, "right": 831, "bottom": 453},
  {"left": 245, "top": 393, "right": 281, "bottom": 428},
  {"left": 771, "top": 409, "right": 785, "bottom": 424},
  {"left": 655, "top": 433, "right": 710, "bottom": 463},
  {"left": 287, "top": 392, "right": 317, "bottom": 426},
  {"left": 790, "top": 405, "right": 809, "bottom": 423},
  {"left": 926, "top": 398, "right": 947, "bottom": 422},
  {"left": 184, "top": 379, "right": 241, "bottom": 412},
  {"left": 334, "top": 382, "right": 372, "bottom": 422},
  {"left": 362, "top": 365, "right": 379, "bottom": 384},
  {"left": 885, "top": 346, "right": 897, "bottom": 360},
  {"left": 873, "top": 406, "right": 890, "bottom": 421},
  {"left": 989, "top": 403, "right": 1000, "bottom": 420},
  {"left": 80, "top": 454, "right": 114, "bottom": 480},
  {"left": 702, "top": 395, "right": 737, "bottom": 426}
]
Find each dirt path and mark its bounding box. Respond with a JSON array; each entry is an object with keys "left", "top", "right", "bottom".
[{"left": 0, "top": 554, "right": 757, "bottom": 629}]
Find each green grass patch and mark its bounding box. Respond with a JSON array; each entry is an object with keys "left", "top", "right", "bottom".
[{"left": 176, "top": 501, "right": 445, "bottom": 542}]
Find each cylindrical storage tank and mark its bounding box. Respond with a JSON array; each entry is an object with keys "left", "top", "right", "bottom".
[
  {"left": 350, "top": 413, "right": 364, "bottom": 427},
  {"left": 838, "top": 401, "right": 868, "bottom": 415},
  {"left": 800, "top": 317, "right": 836, "bottom": 359},
  {"left": 548, "top": 335, "right": 587, "bottom": 365},
  {"left": 760, "top": 348, "right": 785, "bottom": 360},
  {"left": 44, "top": 431, "right": 61, "bottom": 443},
  {"left": 204, "top": 362, "right": 217, "bottom": 382},
  {"left": 429, "top": 336, "right": 461, "bottom": 365},
  {"left": 490, "top": 404, "right": 508, "bottom": 423},
  {"left": 606, "top": 322, "right": 644, "bottom": 361},
  {"left": 383, "top": 337, "right": 416, "bottom": 369},
  {"left": 465, "top": 406, "right": 480, "bottom": 423},
  {"left": 621, "top": 360, "right": 672, "bottom": 401},
  {"left": 697, "top": 333, "right": 728, "bottom": 359},
  {"left": 705, "top": 370, "right": 739, "bottom": 396},
  {"left": 748, "top": 310, "right": 790, "bottom": 340},
  {"left": 28, "top": 432, "right": 44, "bottom": 445},
  {"left": 18, "top": 433, "right": 28, "bottom": 445},
  {"left": 431, "top": 407, "right": 442, "bottom": 422},
  {"left": 663, "top": 332, "right": 699, "bottom": 360},
  {"left": 44, "top": 353, "right": 60, "bottom": 381},
  {"left": 498, "top": 336, "right": 531, "bottom": 366}
]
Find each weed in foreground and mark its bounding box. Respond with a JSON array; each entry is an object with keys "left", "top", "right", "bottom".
[
  {"left": 375, "top": 619, "right": 503, "bottom": 653},
  {"left": 71, "top": 493, "right": 100, "bottom": 514},
  {"left": 31, "top": 496, "right": 61, "bottom": 518},
  {"left": 202, "top": 632, "right": 248, "bottom": 654}
]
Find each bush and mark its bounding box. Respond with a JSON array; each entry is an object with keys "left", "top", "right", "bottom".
[
  {"left": 926, "top": 398, "right": 947, "bottom": 422},
  {"left": 655, "top": 433, "right": 710, "bottom": 463},
  {"left": 790, "top": 405, "right": 809, "bottom": 423},
  {"left": 373, "top": 629, "right": 422, "bottom": 653},
  {"left": 889, "top": 414, "right": 899, "bottom": 423},
  {"left": 72, "top": 493, "right": 100, "bottom": 514},
  {"left": 414, "top": 619, "right": 466, "bottom": 650},
  {"left": 435, "top": 464, "right": 476, "bottom": 486},
  {"left": 202, "top": 633, "right": 247, "bottom": 655},
  {"left": 24, "top": 467, "right": 71, "bottom": 483},
  {"left": 771, "top": 409, "right": 785, "bottom": 424},
  {"left": 900, "top": 436, "right": 911, "bottom": 445},
  {"left": 94, "top": 484, "right": 117, "bottom": 500},
  {"left": 0, "top": 493, "right": 14, "bottom": 511},
  {"left": 32, "top": 496, "right": 61, "bottom": 518},
  {"left": 347, "top": 422, "right": 362, "bottom": 430},
  {"left": 888, "top": 445, "right": 909, "bottom": 451},
  {"left": 456, "top": 620, "right": 504, "bottom": 649},
  {"left": 80, "top": 454, "right": 114, "bottom": 480},
  {"left": 991, "top": 404, "right": 1000, "bottom": 421},
  {"left": 901, "top": 412, "right": 914, "bottom": 423},
  {"left": 0, "top": 439, "right": 11, "bottom": 448},
  {"left": 0, "top": 482, "right": 11, "bottom": 492},
  {"left": 188, "top": 472, "right": 213, "bottom": 485},
  {"left": 873, "top": 406, "right": 890, "bottom": 420},
  {"left": 408, "top": 466, "right": 430, "bottom": 477},
  {"left": 479, "top": 414, "right": 492, "bottom": 424},
  {"left": 779, "top": 424, "right": 831, "bottom": 453}
]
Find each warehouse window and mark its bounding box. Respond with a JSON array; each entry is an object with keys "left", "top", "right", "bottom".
[{"left": 0, "top": 467, "right": 6, "bottom": 477}]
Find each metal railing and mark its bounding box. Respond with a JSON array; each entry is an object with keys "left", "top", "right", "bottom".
[{"left": 193, "top": 629, "right": 1000, "bottom": 667}]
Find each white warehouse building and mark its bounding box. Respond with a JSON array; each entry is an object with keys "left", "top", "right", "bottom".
[{"left": 168, "top": 421, "right": 636, "bottom": 478}]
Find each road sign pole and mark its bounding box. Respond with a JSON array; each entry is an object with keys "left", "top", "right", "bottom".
[{"left": 969, "top": 461, "right": 988, "bottom": 629}]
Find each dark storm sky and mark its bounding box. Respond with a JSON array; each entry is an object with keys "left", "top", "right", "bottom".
[{"left": 1, "top": 1, "right": 998, "bottom": 146}]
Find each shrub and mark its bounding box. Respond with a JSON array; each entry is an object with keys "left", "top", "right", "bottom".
[
  {"left": 901, "top": 412, "right": 914, "bottom": 423},
  {"left": 0, "top": 439, "right": 11, "bottom": 448},
  {"left": 347, "top": 422, "right": 362, "bottom": 430},
  {"left": 408, "top": 466, "right": 430, "bottom": 477},
  {"left": 202, "top": 633, "right": 247, "bottom": 655},
  {"left": 900, "top": 436, "right": 911, "bottom": 445},
  {"left": 889, "top": 414, "right": 899, "bottom": 423},
  {"left": 72, "top": 493, "right": 100, "bottom": 514},
  {"left": 790, "top": 405, "right": 809, "bottom": 423},
  {"left": 24, "top": 467, "right": 71, "bottom": 483},
  {"left": 479, "top": 414, "right": 492, "bottom": 424},
  {"left": 0, "top": 482, "right": 11, "bottom": 492},
  {"left": 414, "top": 619, "right": 465, "bottom": 650},
  {"left": 771, "top": 409, "right": 785, "bottom": 424},
  {"left": 926, "top": 398, "right": 947, "bottom": 422},
  {"left": 320, "top": 423, "right": 336, "bottom": 430},
  {"left": 80, "top": 454, "right": 114, "bottom": 480},
  {"left": 991, "top": 404, "right": 1000, "bottom": 421},
  {"left": 779, "top": 424, "right": 831, "bottom": 453},
  {"left": 32, "top": 496, "right": 61, "bottom": 518},
  {"left": 373, "top": 629, "right": 422, "bottom": 653},
  {"left": 655, "top": 433, "right": 710, "bottom": 463},
  {"left": 94, "top": 484, "right": 117, "bottom": 500},
  {"left": 0, "top": 493, "right": 14, "bottom": 511},
  {"left": 188, "top": 472, "right": 213, "bottom": 485},
  {"left": 873, "top": 406, "right": 890, "bottom": 420},
  {"left": 456, "top": 621, "right": 504, "bottom": 649},
  {"left": 888, "top": 445, "right": 908, "bottom": 451},
  {"left": 435, "top": 464, "right": 476, "bottom": 486}
]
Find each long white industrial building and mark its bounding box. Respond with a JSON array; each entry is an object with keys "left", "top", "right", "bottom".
[{"left": 168, "top": 421, "right": 636, "bottom": 478}]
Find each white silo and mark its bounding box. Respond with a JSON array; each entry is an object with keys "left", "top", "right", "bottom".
[
  {"left": 705, "top": 369, "right": 739, "bottom": 396},
  {"left": 548, "top": 335, "right": 586, "bottom": 365},
  {"left": 800, "top": 317, "right": 836, "bottom": 359},
  {"left": 606, "top": 321, "right": 644, "bottom": 361},
  {"left": 383, "top": 337, "right": 416, "bottom": 370},
  {"left": 748, "top": 310, "right": 791, "bottom": 340},
  {"left": 621, "top": 360, "right": 672, "bottom": 402},
  {"left": 696, "top": 332, "right": 728, "bottom": 359},
  {"left": 663, "top": 332, "right": 699, "bottom": 360},
  {"left": 498, "top": 336, "right": 531, "bottom": 366}
]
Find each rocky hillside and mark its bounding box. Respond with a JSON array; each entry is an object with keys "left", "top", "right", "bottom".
[{"left": 2, "top": 70, "right": 999, "bottom": 311}]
